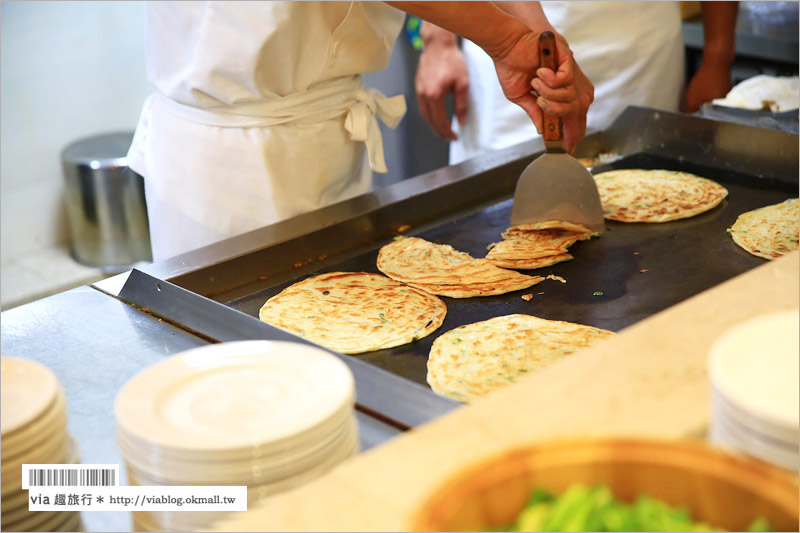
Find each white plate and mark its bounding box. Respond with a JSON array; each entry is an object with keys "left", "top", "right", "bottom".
[
  {"left": 711, "top": 387, "right": 798, "bottom": 446},
  {"left": 0, "top": 489, "right": 29, "bottom": 515},
  {"left": 2, "top": 434, "right": 71, "bottom": 496},
  {"left": 1, "top": 357, "right": 61, "bottom": 435},
  {"left": 117, "top": 412, "right": 356, "bottom": 485},
  {"left": 2, "top": 405, "right": 67, "bottom": 462},
  {"left": 115, "top": 389, "right": 354, "bottom": 463},
  {"left": 713, "top": 401, "right": 799, "bottom": 455},
  {"left": 2, "top": 430, "right": 70, "bottom": 476},
  {"left": 708, "top": 310, "right": 799, "bottom": 431},
  {"left": 711, "top": 412, "right": 798, "bottom": 471},
  {"left": 132, "top": 511, "right": 161, "bottom": 533},
  {"left": 123, "top": 414, "right": 358, "bottom": 486},
  {"left": 130, "top": 428, "right": 359, "bottom": 533},
  {"left": 2, "top": 394, "right": 67, "bottom": 465},
  {"left": 1, "top": 508, "right": 78, "bottom": 533},
  {"left": 0, "top": 435, "right": 80, "bottom": 505},
  {"left": 1, "top": 493, "right": 76, "bottom": 527},
  {"left": 115, "top": 341, "right": 355, "bottom": 454},
  {"left": 55, "top": 511, "right": 83, "bottom": 532}
]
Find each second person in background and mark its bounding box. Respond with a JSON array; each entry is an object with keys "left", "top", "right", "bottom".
[{"left": 415, "top": 1, "right": 739, "bottom": 164}]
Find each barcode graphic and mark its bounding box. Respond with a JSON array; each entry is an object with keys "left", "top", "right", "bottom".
[{"left": 28, "top": 468, "right": 116, "bottom": 487}]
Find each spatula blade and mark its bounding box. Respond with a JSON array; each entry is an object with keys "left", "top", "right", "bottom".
[{"left": 510, "top": 152, "right": 605, "bottom": 233}]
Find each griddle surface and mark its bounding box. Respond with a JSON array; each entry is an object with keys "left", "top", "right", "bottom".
[{"left": 228, "top": 153, "right": 796, "bottom": 387}]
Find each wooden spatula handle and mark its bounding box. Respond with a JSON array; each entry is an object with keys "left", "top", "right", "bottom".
[{"left": 538, "top": 31, "right": 562, "bottom": 142}]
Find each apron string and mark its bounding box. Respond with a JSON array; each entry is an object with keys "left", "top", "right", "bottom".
[{"left": 155, "top": 76, "right": 406, "bottom": 173}]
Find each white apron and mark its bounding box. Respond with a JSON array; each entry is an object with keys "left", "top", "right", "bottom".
[
  {"left": 450, "top": 1, "right": 684, "bottom": 164},
  {"left": 127, "top": 1, "right": 406, "bottom": 261}
]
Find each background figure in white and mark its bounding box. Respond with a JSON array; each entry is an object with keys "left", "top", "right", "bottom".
[{"left": 414, "top": 2, "right": 738, "bottom": 164}]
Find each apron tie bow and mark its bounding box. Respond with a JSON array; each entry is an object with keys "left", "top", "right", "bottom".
[
  {"left": 155, "top": 75, "right": 406, "bottom": 174},
  {"left": 344, "top": 89, "right": 406, "bottom": 173}
]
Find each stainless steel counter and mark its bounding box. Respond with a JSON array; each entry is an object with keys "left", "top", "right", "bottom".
[{"left": 0, "top": 285, "right": 401, "bottom": 532}]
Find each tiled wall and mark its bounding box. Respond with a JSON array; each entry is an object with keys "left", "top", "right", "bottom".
[{"left": 0, "top": 1, "right": 154, "bottom": 261}]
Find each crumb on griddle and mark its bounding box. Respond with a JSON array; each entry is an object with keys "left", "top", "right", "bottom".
[
  {"left": 521, "top": 293, "right": 533, "bottom": 301},
  {"left": 395, "top": 224, "right": 411, "bottom": 233},
  {"left": 293, "top": 257, "right": 315, "bottom": 268},
  {"left": 546, "top": 274, "right": 567, "bottom": 283},
  {"left": 639, "top": 269, "right": 648, "bottom": 273},
  {"left": 258, "top": 275, "right": 269, "bottom": 280}
]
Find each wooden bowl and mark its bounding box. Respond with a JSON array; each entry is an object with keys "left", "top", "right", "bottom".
[{"left": 412, "top": 438, "right": 799, "bottom": 531}]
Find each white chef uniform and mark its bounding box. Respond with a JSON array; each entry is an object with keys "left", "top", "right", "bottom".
[
  {"left": 127, "top": 1, "right": 406, "bottom": 261},
  {"left": 450, "top": 1, "right": 684, "bottom": 164}
]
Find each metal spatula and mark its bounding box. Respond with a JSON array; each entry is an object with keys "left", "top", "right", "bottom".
[{"left": 510, "top": 31, "right": 605, "bottom": 234}]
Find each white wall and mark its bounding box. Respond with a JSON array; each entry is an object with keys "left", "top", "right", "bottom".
[{"left": 0, "top": 1, "right": 153, "bottom": 261}]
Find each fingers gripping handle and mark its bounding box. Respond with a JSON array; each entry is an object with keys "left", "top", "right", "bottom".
[{"left": 538, "top": 31, "right": 562, "bottom": 142}]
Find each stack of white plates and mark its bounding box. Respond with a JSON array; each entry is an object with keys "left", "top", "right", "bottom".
[
  {"left": 1, "top": 356, "right": 83, "bottom": 532},
  {"left": 114, "top": 340, "right": 359, "bottom": 532},
  {"left": 708, "top": 309, "right": 799, "bottom": 471}
]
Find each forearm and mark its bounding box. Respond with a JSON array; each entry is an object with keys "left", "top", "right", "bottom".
[
  {"left": 418, "top": 4, "right": 555, "bottom": 51},
  {"left": 385, "top": 1, "right": 529, "bottom": 58},
  {"left": 492, "top": 2, "right": 554, "bottom": 33},
  {"left": 700, "top": 1, "right": 738, "bottom": 65}
]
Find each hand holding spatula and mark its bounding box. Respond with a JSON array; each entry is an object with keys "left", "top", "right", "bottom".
[{"left": 509, "top": 31, "right": 605, "bottom": 233}]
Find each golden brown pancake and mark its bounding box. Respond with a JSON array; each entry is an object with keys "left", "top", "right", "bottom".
[
  {"left": 259, "top": 272, "right": 446, "bottom": 354},
  {"left": 594, "top": 169, "right": 728, "bottom": 222},
  {"left": 728, "top": 198, "right": 799, "bottom": 259},
  {"left": 427, "top": 314, "right": 615, "bottom": 403},
  {"left": 377, "top": 237, "right": 543, "bottom": 298},
  {"left": 486, "top": 221, "right": 596, "bottom": 270}
]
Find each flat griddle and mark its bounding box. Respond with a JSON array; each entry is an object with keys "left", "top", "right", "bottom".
[
  {"left": 115, "top": 107, "right": 798, "bottom": 426},
  {"left": 224, "top": 153, "right": 797, "bottom": 386}
]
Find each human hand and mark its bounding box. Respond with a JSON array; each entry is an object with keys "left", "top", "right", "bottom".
[
  {"left": 415, "top": 24, "right": 469, "bottom": 140},
  {"left": 491, "top": 32, "right": 593, "bottom": 152},
  {"left": 685, "top": 1, "right": 736, "bottom": 113},
  {"left": 684, "top": 59, "right": 732, "bottom": 113}
]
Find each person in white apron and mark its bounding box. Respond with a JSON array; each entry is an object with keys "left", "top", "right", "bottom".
[
  {"left": 128, "top": 1, "right": 593, "bottom": 261},
  {"left": 413, "top": 2, "right": 737, "bottom": 164}
]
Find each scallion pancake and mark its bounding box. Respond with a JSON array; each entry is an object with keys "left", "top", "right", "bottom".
[
  {"left": 728, "top": 198, "right": 799, "bottom": 260},
  {"left": 594, "top": 169, "right": 728, "bottom": 223},
  {"left": 427, "top": 314, "right": 615, "bottom": 403},
  {"left": 377, "top": 237, "right": 543, "bottom": 298},
  {"left": 487, "top": 253, "right": 573, "bottom": 270},
  {"left": 486, "top": 221, "right": 595, "bottom": 269},
  {"left": 259, "top": 272, "right": 446, "bottom": 354}
]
